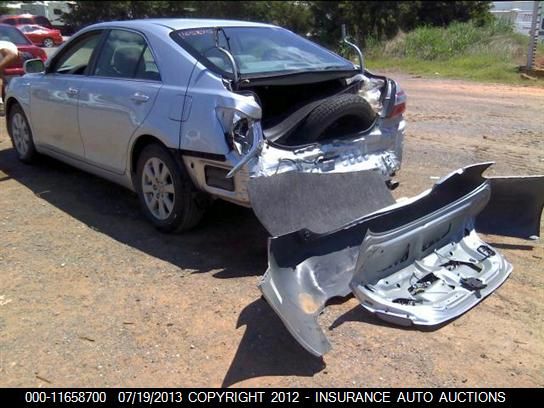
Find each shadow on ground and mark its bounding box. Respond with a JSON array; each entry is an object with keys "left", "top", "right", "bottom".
[
  {"left": 0, "top": 148, "right": 328, "bottom": 385},
  {"left": 222, "top": 298, "right": 326, "bottom": 387},
  {"left": 0, "top": 149, "right": 269, "bottom": 278}
]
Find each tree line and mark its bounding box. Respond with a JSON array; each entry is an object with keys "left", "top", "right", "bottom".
[{"left": 63, "top": 1, "right": 492, "bottom": 47}]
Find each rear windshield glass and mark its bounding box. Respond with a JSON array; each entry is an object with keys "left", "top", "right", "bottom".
[
  {"left": 171, "top": 26, "right": 354, "bottom": 77},
  {"left": 0, "top": 26, "right": 31, "bottom": 45}
]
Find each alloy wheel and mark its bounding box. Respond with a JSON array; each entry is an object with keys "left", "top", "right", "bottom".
[
  {"left": 141, "top": 157, "right": 176, "bottom": 220},
  {"left": 11, "top": 112, "right": 30, "bottom": 157}
]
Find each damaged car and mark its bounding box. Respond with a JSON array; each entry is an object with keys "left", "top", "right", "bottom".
[
  {"left": 5, "top": 18, "right": 404, "bottom": 230},
  {"left": 5, "top": 19, "right": 543, "bottom": 356}
]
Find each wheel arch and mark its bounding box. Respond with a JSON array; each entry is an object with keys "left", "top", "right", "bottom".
[{"left": 129, "top": 134, "right": 181, "bottom": 188}]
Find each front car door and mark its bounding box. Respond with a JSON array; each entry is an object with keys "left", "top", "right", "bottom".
[
  {"left": 30, "top": 31, "right": 103, "bottom": 159},
  {"left": 77, "top": 29, "right": 161, "bottom": 175}
]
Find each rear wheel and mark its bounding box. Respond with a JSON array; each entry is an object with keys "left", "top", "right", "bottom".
[
  {"left": 8, "top": 104, "right": 37, "bottom": 163},
  {"left": 136, "top": 143, "right": 208, "bottom": 232},
  {"left": 43, "top": 38, "right": 54, "bottom": 47}
]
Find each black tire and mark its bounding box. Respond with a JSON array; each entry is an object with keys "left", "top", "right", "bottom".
[
  {"left": 43, "top": 38, "right": 54, "bottom": 48},
  {"left": 135, "top": 144, "right": 209, "bottom": 232},
  {"left": 8, "top": 103, "right": 37, "bottom": 163},
  {"left": 295, "top": 94, "right": 376, "bottom": 143}
]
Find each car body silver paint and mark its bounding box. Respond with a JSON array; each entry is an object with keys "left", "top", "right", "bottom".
[{"left": 6, "top": 19, "right": 404, "bottom": 203}]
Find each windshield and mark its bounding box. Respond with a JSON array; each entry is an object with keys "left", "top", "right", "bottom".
[
  {"left": 0, "top": 26, "right": 31, "bottom": 45},
  {"left": 171, "top": 26, "right": 354, "bottom": 77}
]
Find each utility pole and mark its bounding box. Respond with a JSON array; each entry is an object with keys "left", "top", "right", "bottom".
[{"left": 527, "top": 1, "right": 541, "bottom": 70}]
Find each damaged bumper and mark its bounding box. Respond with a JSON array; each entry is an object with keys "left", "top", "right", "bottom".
[{"left": 254, "top": 163, "right": 544, "bottom": 356}]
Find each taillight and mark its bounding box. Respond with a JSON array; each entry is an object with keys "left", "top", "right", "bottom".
[{"left": 387, "top": 87, "right": 407, "bottom": 118}]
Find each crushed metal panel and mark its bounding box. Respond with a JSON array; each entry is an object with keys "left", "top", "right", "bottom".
[
  {"left": 248, "top": 170, "right": 395, "bottom": 236},
  {"left": 259, "top": 163, "right": 544, "bottom": 356}
]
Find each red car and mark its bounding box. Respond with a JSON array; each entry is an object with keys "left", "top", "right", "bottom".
[
  {"left": 17, "top": 24, "right": 63, "bottom": 47},
  {"left": 0, "top": 14, "right": 53, "bottom": 29},
  {"left": 0, "top": 24, "right": 47, "bottom": 80}
]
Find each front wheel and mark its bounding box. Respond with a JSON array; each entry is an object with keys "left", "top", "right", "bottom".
[
  {"left": 8, "top": 104, "right": 37, "bottom": 163},
  {"left": 43, "top": 38, "right": 54, "bottom": 47},
  {"left": 136, "top": 144, "right": 208, "bottom": 232}
]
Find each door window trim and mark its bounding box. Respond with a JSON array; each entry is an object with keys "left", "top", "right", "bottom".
[
  {"left": 89, "top": 28, "right": 162, "bottom": 83},
  {"left": 47, "top": 29, "right": 107, "bottom": 76}
]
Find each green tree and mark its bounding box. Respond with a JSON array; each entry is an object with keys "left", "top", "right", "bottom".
[
  {"left": 309, "top": 1, "right": 491, "bottom": 48},
  {"left": 0, "top": 1, "right": 9, "bottom": 15},
  {"left": 62, "top": 1, "right": 492, "bottom": 47},
  {"left": 63, "top": 1, "right": 312, "bottom": 32}
]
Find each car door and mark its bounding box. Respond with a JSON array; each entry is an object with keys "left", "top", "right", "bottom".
[
  {"left": 29, "top": 31, "right": 103, "bottom": 159},
  {"left": 77, "top": 29, "right": 161, "bottom": 175}
]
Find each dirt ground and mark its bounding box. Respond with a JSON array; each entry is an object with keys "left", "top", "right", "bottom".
[{"left": 0, "top": 74, "right": 543, "bottom": 388}]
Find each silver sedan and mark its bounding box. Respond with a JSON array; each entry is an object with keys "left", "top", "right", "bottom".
[{"left": 5, "top": 18, "right": 406, "bottom": 232}]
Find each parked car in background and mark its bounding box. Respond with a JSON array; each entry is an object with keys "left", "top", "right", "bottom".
[
  {"left": 0, "top": 24, "right": 47, "bottom": 84},
  {"left": 0, "top": 14, "right": 53, "bottom": 29},
  {"left": 0, "top": 12, "right": 75, "bottom": 36},
  {"left": 18, "top": 24, "right": 63, "bottom": 47}
]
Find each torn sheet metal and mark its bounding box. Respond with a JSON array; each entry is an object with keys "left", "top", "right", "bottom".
[{"left": 256, "top": 163, "right": 544, "bottom": 357}]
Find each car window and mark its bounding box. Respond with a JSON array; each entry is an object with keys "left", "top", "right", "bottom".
[
  {"left": 19, "top": 18, "right": 33, "bottom": 25},
  {"left": 52, "top": 32, "right": 102, "bottom": 75},
  {"left": 94, "top": 29, "right": 160, "bottom": 81},
  {"left": 135, "top": 46, "right": 160, "bottom": 81},
  {"left": 0, "top": 25, "right": 32, "bottom": 45},
  {"left": 26, "top": 25, "right": 42, "bottom": 32},
  {"left": 3, "top": 18, "right": 17, "bottom": 25},
  {"left": 171, "top": 26, "right": 354, "bottom": 77}
]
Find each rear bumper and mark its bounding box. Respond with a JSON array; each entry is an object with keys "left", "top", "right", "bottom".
[{"left": 258, "top": 163, "right": 544, "bottom": 356}]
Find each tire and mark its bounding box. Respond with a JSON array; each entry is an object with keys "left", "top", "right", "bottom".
[
  {"left": 294, "top": 94, "right": 376, "bottom": 144},
  {"left": 43, "top": 38, "right": 54, "bottom": 48},
  {"left": 135, "top": 143, "right": 208, "bottom": 232},
  {"left": 8, "top": 104, "right": 37, "bottom": 163}
]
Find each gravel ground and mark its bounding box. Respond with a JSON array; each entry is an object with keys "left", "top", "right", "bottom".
[{"left": 0, "top": 74, "right": 543, "bottom": 387}]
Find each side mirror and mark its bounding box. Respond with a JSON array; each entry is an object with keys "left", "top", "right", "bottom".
[{"left": 24, "top": 59, "right": 45, "bottom": 74}]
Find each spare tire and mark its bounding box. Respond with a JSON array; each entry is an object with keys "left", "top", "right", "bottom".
[{"left": 294, "top": 94, "right": 376, "bottom": 144}]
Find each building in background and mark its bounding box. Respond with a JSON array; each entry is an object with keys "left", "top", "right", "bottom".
[{"left": 492, "top": 1, "right": 543, "bottom": 39}]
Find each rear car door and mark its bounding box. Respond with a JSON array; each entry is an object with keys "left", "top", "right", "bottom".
[
  {"left": 29, "top": 31, "right": 103, "bottom": 159},
  {"left": 77, "top": 29, "right": 161, "bottom": 175}
]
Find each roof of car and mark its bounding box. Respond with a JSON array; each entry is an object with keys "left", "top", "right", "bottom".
[{"left": 88, "top": 18, "right": 277, "bottom": 31}]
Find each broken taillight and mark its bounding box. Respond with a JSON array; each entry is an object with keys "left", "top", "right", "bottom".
[{"left": 387, "top": 87, "right": 407, "bottom": 118}]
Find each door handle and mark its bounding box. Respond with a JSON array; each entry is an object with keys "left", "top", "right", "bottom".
[
  {"left": 131, "top": 92, "right": 150, "bottom": 103},
  {"left": 66, "top": 87, "right": 79, "bottom": 96}
]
